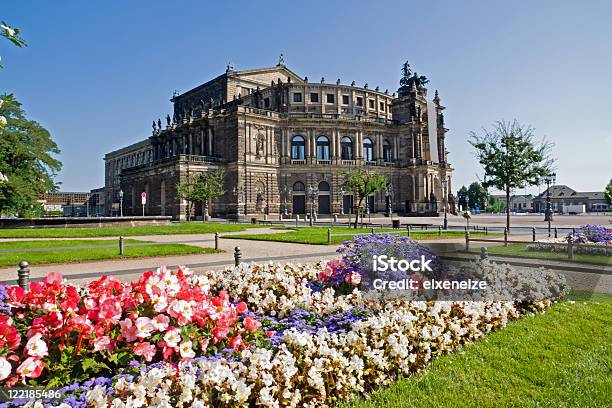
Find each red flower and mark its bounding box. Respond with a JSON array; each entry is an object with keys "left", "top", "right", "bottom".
[
  {"left": 235, "top": 302, "right": 248, "bottom": 314},
  {"left": 244, "top": 316, "right": 261, "bottom": 333},
  {"left": 229, "top": 335, "right": 243, "bottom": 350}
]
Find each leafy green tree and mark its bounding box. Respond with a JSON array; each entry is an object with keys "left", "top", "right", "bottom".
[
  {"left": 468, "top": 182, "right": 488, "bottom": 211},
  {"left": 189, "top": 171, "right": 226, "bottom": 221},
  {"left": 1, "top": 21, "right": 26, "bottom": 69},
  {"left": 456, "top": 186, "right": 468, "bottom": 210},
  {"left": 0, "top": 94, "right": 62, "bottom": 217},
  {"left": 469, "top": 120, "right": 554, "bottom": 232},
  {"left": 342, "top": 168, "right": 388, "bottom": 228},
  {"left": 488, "top": 195, "right": 506, "bottom": 213},
  {"left": 605, "top": 178, "right": 612, "bottom": 204}
]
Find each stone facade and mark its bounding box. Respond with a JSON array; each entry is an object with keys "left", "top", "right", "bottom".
[{"left": 104, "top": 62, "right": 453, "bottom": 220}]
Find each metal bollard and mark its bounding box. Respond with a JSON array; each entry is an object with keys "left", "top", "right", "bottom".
[
  {"left": 485, "top": 226, "right": 488, "bottom": 235},
  {"left": 295, "top": 215, "right": 299, "bottom": 227},
  {"left": 214, "top": 232, "right": 219, "bottom": 250},
  {"left": 503, "top": 228, "right": 508, "bottom": 247},
  {"left": 234, "top": 246, "right": 242, "bottom": 266},
  {"left": 438, "top": 225, "right": 442, "bottom": 236},
  {"left": 532, "top": 227, "right": 536, "bottom": 242},
  {"left": 371, "top": 227, "right": 375, "bottom": 234},
  {"left": 480, "top": 246, "right": 488, "bottom": 260},
  {"left": 119, "top": 236, "right": 125, "bottom": 255},
  {"left": 568, "top": 239, "right": 574, "bottom": 260},
  {"left": 327, "top": 228, "right": 332, "bottom": 244},
  {"left": 465, "top": 231, "right": 470, "bottom": 251},
  {"left": 554, "top": 227, "right": 558, "bottom": 238},
  {"left": 17, "top": 261, "right": 30, "bottom": 291},
  {"left": 407, "top": 225, "right": 411, "bottom": 239}
]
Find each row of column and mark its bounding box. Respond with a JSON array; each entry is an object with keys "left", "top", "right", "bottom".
[
  {"left": 281, "top": 129, "right": 398, "bottom": 161},
  {"left": 153, "top": 127, "right": 214, "bottom": 160}
]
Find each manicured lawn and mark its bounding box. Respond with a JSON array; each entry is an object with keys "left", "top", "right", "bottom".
[
  {"left": 227, "top": 226, "right": 492, "bottom": 245},
  {"left": 0, "top": 239, "right": 217, "bottom": 267},
  {"left": 0, "top": 222, "right": 257, "bottom": 239},
  {"left": 470, "top": 243, "right": 611, "bottom": 265},
  {"left": 345, "top": 292, "right": 612, "bottom": 408}
]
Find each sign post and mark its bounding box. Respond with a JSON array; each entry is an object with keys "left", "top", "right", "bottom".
[{"left": 141, "top": 192, "right": 147, "bottom": 216}]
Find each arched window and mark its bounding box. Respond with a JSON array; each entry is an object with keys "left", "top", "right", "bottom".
[
  {"left": 318, "top": 181, "right": 330, "bottom": 191},
  {"left": 383, "top": 139, "right": 393, "bottom": 162},
  {"left": 316, "top": 135, "right": 330, "bottom": 160},
  {"left": 341, "top": 137, "right": 353, "bottom": 160},
  {"left": 363, "top": 137, "right": 374, "bottom": 161},
  {"left": 293, "top": 181, "right": 305, "bottom": 192},
  {"left": 291, "top": 136, "right": 305, "bottom": 160}
]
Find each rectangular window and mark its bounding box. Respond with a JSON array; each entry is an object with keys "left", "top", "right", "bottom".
[
  {"left": 310, "top": 93, "right": 319, "bottom": 103},
  {"left": 326, "top": 93, "right": 335, "bottom": 104},
  {"left": 380, "top": 102, "right": 385, "bottom": 111},
  {"left": 356, "top": 97, "right": 363, "bottom": 107},
  {"left": 264, "top": 98, "right": 270, "bottom": 108},
  {"left": 342, "top": 95, "right": 350, "bottom": 105},
  {"left": 293, "top": 93, "right": 302, "bottom": 102},
  {"left": 369, "top": 99, "right": 375, "bottom": 109}
]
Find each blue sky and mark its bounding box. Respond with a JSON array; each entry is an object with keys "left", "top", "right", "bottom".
[{"left": 2, "top": 0, "right": 611, "bottom": 194}]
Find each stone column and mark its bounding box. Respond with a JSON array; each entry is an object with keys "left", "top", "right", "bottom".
[{"left": 208, "top": 127, "right": 213, "bottom": 155}]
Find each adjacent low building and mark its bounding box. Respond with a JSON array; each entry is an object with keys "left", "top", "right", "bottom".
[
  {"left": 533, "top": 185, "right": 609, "bottom": 213},
  {"left": 104, "top": 59, "right": 453, "bottom": 220}
]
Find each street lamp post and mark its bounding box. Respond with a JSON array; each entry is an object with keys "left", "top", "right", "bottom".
[
  {"left": 385, "top": 183, "right": 394, "bottom": 217},
  {"left": 543, "top": 172, "right": 556, "bottom": 237},
  {"left": 118, "top": 189, "right": 124, "bottom": 217},
  {"left": 306, "top": 185, "right": 318, "bottom": 227},
  {"left": 441, "top": 179, "right": 448, "bottom": 230}
]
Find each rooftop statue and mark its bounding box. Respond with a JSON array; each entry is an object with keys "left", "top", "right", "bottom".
[{"left": 399, "top": 61, "right": 429, "bottom": 89}]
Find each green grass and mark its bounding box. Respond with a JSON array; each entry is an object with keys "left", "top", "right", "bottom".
[
  {"left": 0, "top": 222, "right": 257, "bottom": 239},
  {"left": 0, "top": 239, "right": 217, "bottom": 267},
  {"left": 0, "top": 239, "right": 143, "bottom": 250},
  {"left": 227, "top": 226, "right": 493, "bottom": 245},
  {"left": 344, "top": 292, "right": 612, "bottom": 408},
  {"left": 470, "top": 243, "right": 611, "bottom": 265}
]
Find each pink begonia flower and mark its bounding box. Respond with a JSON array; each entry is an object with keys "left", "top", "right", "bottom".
[
  {"left": 133, "top": 342, "right": 156, "bottom": 362},
  {"left": 93, "top": 336, "right": 114, "bottom": 353},
  {"left": 25, "top": 333, "right": 48, "bottom": 358},
  {"left": 244, "top": 316, "right": 261, "bottom": 333},
  {"left": 152, "top": 314, "right": 170, "bottom": 332},
  {"left": 98, "top": 298, "right": 122, "bottom": 322},
  {"left": 211, "top": 326, "right": 229, "bottom": 341},
  {"left": 179, "top": 340, "right": 195, "bottom": 359},
  {"left": 163, "top": 328, "right": 181, "bottom": 348},
  {"left": 0, "top": 357, "right": 12, "bottom": 380},
  {"left": 135, "top": 317, "right": 155, "bottom": 338},
  {"left": 43, "top": 272, "right": 63, "bottom": 285},
  {"left": 345, "top": 271, "right": 362, "bottom": 286},
  {"left": 16, "top": 357, "right": 44, "bottom": 379},
  {"left": 119, "top": 318, "right": 138, "bottom": 342},
  {"left": 167, "top": 300, "right": 193, "bottom": 325}
]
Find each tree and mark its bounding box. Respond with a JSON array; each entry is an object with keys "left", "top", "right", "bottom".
[
  {"left": 189, "top": 171, "right": 226, "bottom": 222},
  {"left": 1, "top": 21, "right": 26, "bottom": 69},
  {"left": 467, "top": 182, "right": 488, "bottom": 211},
  {"left": 488, "top": 195, "right": 505, "bottom": 213},
  {"left": 469, "top": 120, "right": 554, "bottom": 232},
  {"left": 605, "top": 178, "right": 612, "bottom": 204},
  {"left": 0, "top": 94, "right": 62, "bottom": 217},
  {"left": 456, "top": 186, "right": 468, "bottom": 210},
  {"left": 342, "top": 168, "right": 388, "bottom": 228}
]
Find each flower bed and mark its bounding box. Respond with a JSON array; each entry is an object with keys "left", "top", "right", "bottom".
[
  {"left": 0, "top": 235, "right": 568, "bottom": 407},
  {"left": 527, "top": 225, "right": 611, "bottom": 256}
]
